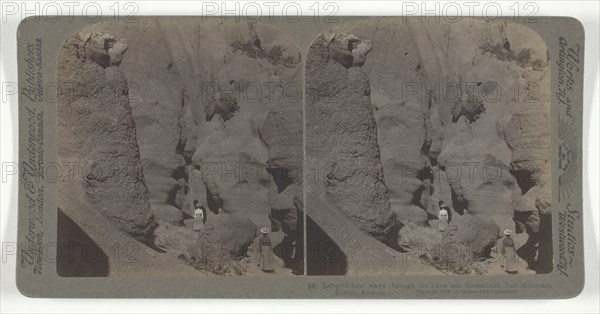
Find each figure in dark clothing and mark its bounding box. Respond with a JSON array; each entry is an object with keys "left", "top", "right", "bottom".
[
  {"left": 258, "top": 227, "right": 274, "bottom": 272},
  {"left": 502, "top": 229, "right": 518, "bottom": 274}
]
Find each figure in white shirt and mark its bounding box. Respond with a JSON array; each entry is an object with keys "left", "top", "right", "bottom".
[
  {"left": 438, "top": 201, "right": 450, "bottom": 232},
  {"left": 193, "top": 200, "right": 206, "bottom": 231}
]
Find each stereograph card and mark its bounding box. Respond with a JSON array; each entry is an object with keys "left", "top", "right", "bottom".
[{"left": 15, "top": 16, "right": 585, "bottom": 298}]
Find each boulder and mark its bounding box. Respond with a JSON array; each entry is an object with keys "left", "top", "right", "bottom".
[
  {"left": 444, "top": 214, "right": 500, "bottom": 258},
  {"left": 83, "top": 33, "right": 115, "bottom": 68},
  {"left": 151, "top": 204, "right": 184, "bottom": 226},
  {"left": 398, "top": 223, "right": 442, "bottom": 252},
  {"left": 153, "top": 223, "right": 197, "bottom": 253},
  {"left": 200, "top": 213, "right": 258, "bottom": 258},
  {"left": 108, "top": 40, "right": 128, "bottom": 66}
]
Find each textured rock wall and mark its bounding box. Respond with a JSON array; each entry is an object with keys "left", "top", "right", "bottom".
[
  {"left": 260, "top": 104, "right": 304, "bottom": 268},
  {"left": 306, "top": 33, "right": 396, "bottom": 242},
  {"left": 57, "top": 32, "right": 155, "bottom": 241}
]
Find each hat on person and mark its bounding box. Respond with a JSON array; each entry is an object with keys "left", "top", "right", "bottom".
[
  {"left": 260, "top": 227, "right": 269, "bottom": 234},
  {"left": 504, "top": 229, "right": 513, "bottom": 236}
]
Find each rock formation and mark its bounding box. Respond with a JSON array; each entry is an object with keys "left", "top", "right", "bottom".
[
  {"left": 324, "top": 18, "right": 551, "bottom": 273},
  {"left": 57, "top": 32, "right": 155, "bottom": 241},
  {"left": 57, "top": 31, "right": 203, "bottom": 277},
  {"left": 306, "top": 32, "right": 396, "bottom": 243},
  {"left": 261, "top": 105, "right": 304, "bottom": 271},
  {"left": 63, "top": 18, "right": 304, "bottom": 275},
  {"left": 506, "top": 105, "right": 552, "bottom": 272},
  {"left": 445, "top": 215, "right": 501, "bottom": 258},
  {"left": 185, "top": 213, "right": 258, "bottom": 258},
  {"left": 57, "top": 18, "right": 552, "bottom": 276}
]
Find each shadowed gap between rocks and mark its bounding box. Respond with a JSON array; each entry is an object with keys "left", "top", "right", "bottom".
[
  {"left": 273, "top": 232, "right": 304, "bottom": 275},
  {"left": 57, "top": 208, "right": 109, "bottom": 277},
  {"left": 268, "top": 167, "right": 293, "bottom": 193},
  {"left": 166, "top": 185, "right": 182, "bottom": 209},
  {"left": 516, "top": 212, "right": 553, "bottom": 274},
  {"left": 306, "top": 215, "right": 348, "bottom": 275},
  {"left": 450, "top": 187, "right": 467, "bottom": 215},
  {"left": 510, "top": 168, "right": 537, "bottom": 195},
  {"left": 206, "top": 186, "right": 224, "bottom": 214}
]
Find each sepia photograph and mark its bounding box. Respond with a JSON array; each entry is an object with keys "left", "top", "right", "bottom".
[
  {"left": 56, "top": 17, "right": 553, "bottom": 278},
  {"left": 305, "top": 18, "right": 552, "bottom": 276},
  {"left": 56, "top": 18, "right": 304, "bottom": 277},
  {"left": 8, "top": 7, "right": 592, "bottom": 303}
]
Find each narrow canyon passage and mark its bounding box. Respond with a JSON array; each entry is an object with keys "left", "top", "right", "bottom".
[
  {"left": 58, "top": 19, "right": 304, "bottom": 276},
  {"left": 308, "top": 18, "right": 552, "bottom": 275}
]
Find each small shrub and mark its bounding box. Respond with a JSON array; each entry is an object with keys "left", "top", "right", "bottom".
[{"left": 178, "top": 251, "right": 247, "bottom": 276}]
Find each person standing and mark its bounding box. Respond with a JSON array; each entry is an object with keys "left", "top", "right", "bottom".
[
  {"left": 501, "top": 229, "right": 518, "bottom": 274},
  {"left": 437, "top": 201, "right": 450, "bottom": 232},
  {"left": 193, "top": 200, "right": 205, "bottom": 231},
  {"left": 258, "top": 227, "right": 274, "bottom": 272}
]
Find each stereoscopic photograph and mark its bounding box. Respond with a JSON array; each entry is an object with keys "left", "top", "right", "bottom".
[
  {"left": 54, "top": 17, "right": 553, "bottom": 278},
  {"left": 13, "top": 14, "right": 580, "bottom": 298},
  {"left": 56, "top": 18, "right": 304, "bottom": 277},
  {"left": 305, "top": 18, "right": 552, "bottom": 276}
]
